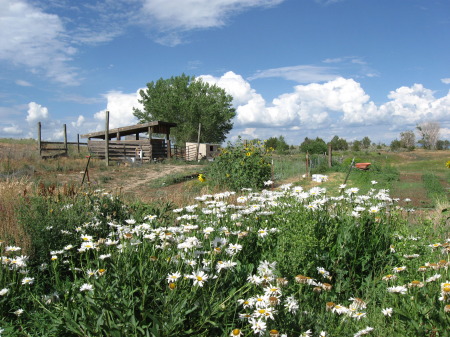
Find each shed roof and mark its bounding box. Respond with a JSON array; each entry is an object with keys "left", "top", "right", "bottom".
[{"left": 80, "top": 121, "right": 177, "bottom": 139}]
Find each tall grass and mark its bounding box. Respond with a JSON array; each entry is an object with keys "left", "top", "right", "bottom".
[
  {"left": 0, "top": 179, "right": 33, "bottom": 253},
  {"left": 422, "top": 173, "right": 448, "bottom": 203}
]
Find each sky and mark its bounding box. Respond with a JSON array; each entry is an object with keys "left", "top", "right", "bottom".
[{"left": 0, "top": 0, "right": 449, "bottom": 145}]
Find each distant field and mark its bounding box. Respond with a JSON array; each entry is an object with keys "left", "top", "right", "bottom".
[{"left": 0, "top": 139, "right": 448, "bottom": 207}]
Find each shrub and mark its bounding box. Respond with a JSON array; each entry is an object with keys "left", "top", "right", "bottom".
[{"left": 209, "top": 138, "right": 272, "bottom": 191}]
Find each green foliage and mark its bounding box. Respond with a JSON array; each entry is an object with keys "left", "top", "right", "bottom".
[
  {"left": 272, "top": 189, "right": 401, "bottom": 295},
  {"left": 348, "top": 164, "right": 400, "bottom": 190},
  {"left": 351, "top": 140, "right": 362, "bottom": 152},
  {"left": 422, "top": 172, "right": 447, "bottom": 202},
  {"left": 16, "top": 189, "right": 131, "bottom": 265},
  {"left": 209, "top": 138, "right": 272, "bottom": 190},
  {"left": 361, "top": 136, "right": 371, "bottom": 149},
  {"left": 265, "top": 135, "right": 289, "bottom": 153},
  {"left": 400, "top": 130, "right": 416, "bottom": 150},
  {"left": 133, "top": 74, "right": 236, "bottom": 145},
  {"left": 436, "top": 139, "right": 450, "bottom": 150},
  {"left": 272, "top": 155, "right": 306, "bottom": 181},
  {"left": 299, "top": 137, "right": 327, "bottom": 154},
  {"left": 329, "top": 135, "right": 348, "bottom": 151},
  {"left": 390, "top": 139, "right": 403, "bottom": 151}
]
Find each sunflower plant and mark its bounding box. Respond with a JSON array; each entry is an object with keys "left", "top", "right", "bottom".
[{"left": 209, "top": 137, "right": 272, "bottom": 191}]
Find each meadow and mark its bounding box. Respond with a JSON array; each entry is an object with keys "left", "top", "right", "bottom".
[{"left": 0, "top": 140, "right": 449, "bottom": 336}]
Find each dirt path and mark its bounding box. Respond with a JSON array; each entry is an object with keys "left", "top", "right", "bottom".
[{"left": 104, "top": 164, "right": 201, "bottom": 192}]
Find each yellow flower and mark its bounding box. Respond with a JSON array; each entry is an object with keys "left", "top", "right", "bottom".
[
  {"left": 198, "top": 174, "right": 206, "bottom": 182},
  {"left": 246, "top": 152, "right": 252, "bottom": 156},
  {"left": 446, "top": 160, "right": 450, "bottom": 169}
]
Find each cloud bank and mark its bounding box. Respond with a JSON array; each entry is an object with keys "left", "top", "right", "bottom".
[{"left": 2, "top": 72, "right": 449, "bottom": 144}]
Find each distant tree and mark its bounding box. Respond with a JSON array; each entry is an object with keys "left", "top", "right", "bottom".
[
  {"left": 265, "top": 137, "right": 278, "bottom": 150},
  {"left": 361, "top": 136, "right": 371, "bottom": 149},
  {"left": 416, "top": 121, "right": 440, "bottom": 150},
  {"left": 400, "top": 130, "right": 415, "bottom": 150},
  {"left": 265, "top": 135, "right": 289, "bottom": 153},
  {"left": 436, "top": 139, "right": 450, "bottom": 150},
  {"left": 300, "top": 137, "right": 327, "bottom": 154},
  {"left": 277, "top": 135, "right": 289, "bottom": 152},
  {"left": 133, "top": 74, "right": 236, "bottom": 145},
  {"left": 329, "top": 135, "right": 349, "bottom": 151},
  {"left": 351, "top": 140, "right": 362, "bottom": 152},
  {"left": 390, "top": 139, "right": 402, "bottom": 151}
]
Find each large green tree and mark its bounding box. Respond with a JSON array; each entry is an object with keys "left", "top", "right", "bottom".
[{"left": 133, "top": 74, "right": 236, "bottom": 145}]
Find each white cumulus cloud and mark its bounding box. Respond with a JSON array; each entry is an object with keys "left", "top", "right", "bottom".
[
  {"left": 71, "top": 115, "right": 85, "bottom": 128},
  {"left": 378, "top": 84, "right": 450, "bottom": 127},
  {"left": 200, "top": 72, "right": 450, "bottom": 143},
  {"left": 200, "top": 71, "right": 259, "bottom": 106},
  {"left": 2, "top": 125, "right": 22, "bottom": 135},
  {"left": 442, "top": 78, "right": 450, "bottom": 84},
  {"left": 26, "top": 102, "right": 49, "bottom": 124},
  {"left": 94, "top": 90, "right": 143, "bottom": 130},
  {"left": 0, "top": 0, "right": 78, "bottom": 84}
]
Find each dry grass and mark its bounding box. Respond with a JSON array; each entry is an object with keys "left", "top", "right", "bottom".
[{"left": 0, "top": 179, "right": 33, "bottom": 253}]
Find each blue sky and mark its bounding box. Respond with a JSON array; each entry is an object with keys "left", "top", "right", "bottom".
[{"left": 1, "top": 0, "right": 449, "bottom": 145}]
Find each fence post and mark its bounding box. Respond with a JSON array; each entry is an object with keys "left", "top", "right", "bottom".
[
  {"left": 37, "top": 122, "right": 42, "bottom": 157},
  {"left": 148, "top": 126, "right": 153, "bottom": 161},
  {"left": 196, "top": 123, "right": 201, "bottom": 161},
  {"left": 328, "top": 144, "right": 332, "bottom": 168},
  {"left": 63, "top": 124, "right": 67, "bottom": 155},
  {"left": 305, "top": 152, "right": 310, "bottom": 178},
  {"left": 77, "top": 134, "right": 80, "bottom": 153},
  {"left": 105, "top": 110, "right": 109, "bottom": 167}
]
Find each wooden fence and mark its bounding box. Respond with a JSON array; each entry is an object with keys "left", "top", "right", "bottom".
[
  {"left": 87, "top": 139, "right": 168, "bottom": 162},
  {"left": 37, "top": 122, "right": 87, "bottom": 158}
]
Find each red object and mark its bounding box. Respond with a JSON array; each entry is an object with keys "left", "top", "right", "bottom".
[{"left": 355, "top": 163, "right": 371, "bottom": 170}]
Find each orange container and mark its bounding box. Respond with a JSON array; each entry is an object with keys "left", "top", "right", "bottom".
[{"left": 355, "top": 163, "right": 371, "bottom": 170}]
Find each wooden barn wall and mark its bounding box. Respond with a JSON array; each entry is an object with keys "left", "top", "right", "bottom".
[{"left": 87, "top": 139, "right": 168, "bottom": 161}]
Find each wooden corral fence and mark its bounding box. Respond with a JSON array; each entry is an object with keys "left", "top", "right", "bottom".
[
  {"left": 87, "top": 138, "right": 168, "bottom": 162},
  {"left": 37, "top": 122, "right": 87, "bottom": 158},
  {"left": 171, "top": 143, "right": 198, "bottom": 161}
]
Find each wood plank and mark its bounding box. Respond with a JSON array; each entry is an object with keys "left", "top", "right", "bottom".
[{"left": 81, "top": 121, "right": 177, "bottom": 139}]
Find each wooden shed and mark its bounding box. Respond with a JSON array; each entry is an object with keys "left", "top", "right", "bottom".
[
  {"left": 185, "top": 142, "right": 220, "bottom": 161},
  {"left": 80, "top": 121, "right": 177, "bottom": 162}
]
